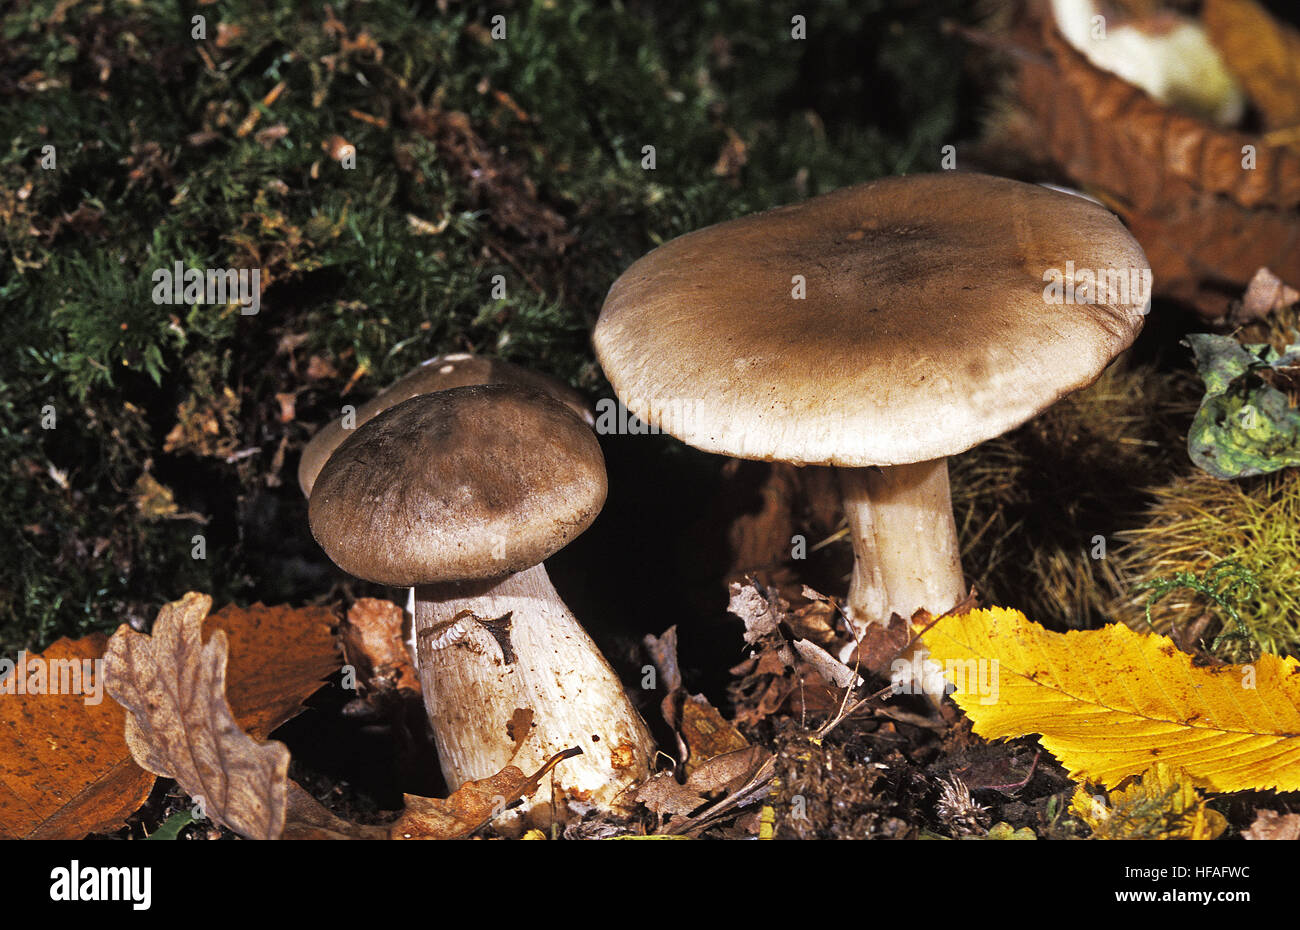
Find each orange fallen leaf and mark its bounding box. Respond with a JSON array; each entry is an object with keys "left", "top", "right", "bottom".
[
  {"left": 1022, "top": 22, "right": 1300, "bottom": 214},
  {"left": 0, "top": 594, "right": 339, "bottom": 839},
  {"left": 0, "top": 634, "right": 154, "bottom": 839},
  {"left": 210, "top": 601, "right": 341, "bottom": 738}
]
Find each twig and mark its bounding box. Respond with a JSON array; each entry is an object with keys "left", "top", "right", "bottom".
[
  {"left": 813, "top": 588, "right": 979, "bottom": 742},
  {"left": 663, "top": 756, "right": 776, "bottom": 837}
]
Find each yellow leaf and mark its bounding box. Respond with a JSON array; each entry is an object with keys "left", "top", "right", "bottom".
[
  {"left": 1070, "top": 764, "right": 1227, "bottom": 840},
  {"left": 918, "top": 607, "right": 1300, "bottom": 792},
  {"left": 1204, "top": 0, "right": 1300, "bottom": 132}
]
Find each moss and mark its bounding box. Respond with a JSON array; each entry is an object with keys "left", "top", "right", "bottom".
[
  {"left": 0, "top": 0, "right": 971, "bottom": 650},
  {"left": 1110, "top": 468, "right": 1300, "bottom": 660}
]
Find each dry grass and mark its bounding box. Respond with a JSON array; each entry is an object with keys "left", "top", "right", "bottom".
[
  {"left": 1110, "top": 468, "right": 1300, "bottom": 659},
  {"left": 950, "top": 358, "right": 1199, "bottom": 631}
]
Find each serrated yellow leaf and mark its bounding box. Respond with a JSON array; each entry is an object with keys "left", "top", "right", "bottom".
[{"left": 918, "top": 607, "right": 1300, "bottom": 792}]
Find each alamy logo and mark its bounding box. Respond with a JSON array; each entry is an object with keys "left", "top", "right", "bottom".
[
  {"left": 152, "top": 262, "right": 261, "bottom": 315},
  {"left": 49, "top": 861, "right": 151, "bottom": 910},
  {"left": 0, "top": 653, "right": 103, "bottom": 705},
  {"left": 1042, "top": 261, "right": 1152, "bottom": 310},
  {"left": 593, "top": 397, "right": 707, "bottom": 436}
]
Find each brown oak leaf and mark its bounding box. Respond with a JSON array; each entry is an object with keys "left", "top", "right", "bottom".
[{"left": 105, "top": 593, "right": 292, "bottom": 840}]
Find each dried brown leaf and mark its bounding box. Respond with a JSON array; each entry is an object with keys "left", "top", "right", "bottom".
[
  {"left": 664, "top": 752, "right": 776, "bottom": 837},
  {"left": 642, "top": 626, "right": 682, "bottom": 695},
  {"left": 1013, "top": 19, "right": 1300, "bottom": 314},
  {"left": 104, "top": 593, "right": 291, "bottom": 839},
  {"left": 684, "top": 746, "right": 768, "bottom": 797},
  {"left": 726, "top": 461, "right": 797, "bottom": 576},
  {"left": 1021, "top": 23, "right": 1300, "bottom": 212},
  {"left": 208, "top": 601, "right": 340, "bottom": 739},
  {"left": 390, "top": 748, "right": 580, "bottom": 840},
  {"left": 680, "top": 694, "right": 749, "bottom": 775},
  {"left": 791, "top": 639, "right": 862, "bottom": 689},
  {"left": 0, "top": 594, "right": 338, "bottom": 840},
  {"left": 1121, "top": 196, "right": 1300, "bottom": 314},
  {"left": 1236, "top": 266, "right": 1300, "bottom": 324},
  {"left": 282, "top": 782, "right": 386, "bottom": 840},
  {"left": 847, "top": 613, "right": 913, "bottom": 677},
  {"left": 727, "top": 580, "right": 781, "bottom": 645},
  {"left": 786, "top": 588, "right": 839, "bottom": 646},
  {"left": 635, "top": 772, "right": 705, "bottom": 817}
]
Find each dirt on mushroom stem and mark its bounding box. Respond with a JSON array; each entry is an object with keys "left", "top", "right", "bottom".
[{"left": 414, "top": 562, "right": 654, "bottom": 830}]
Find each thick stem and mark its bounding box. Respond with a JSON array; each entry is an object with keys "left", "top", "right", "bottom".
[
  {"left": 838, "top": 458, "right": 965, "bottom": 634},
  {"left": 414, "top": 563, "right": 655, "bottom": 825}
]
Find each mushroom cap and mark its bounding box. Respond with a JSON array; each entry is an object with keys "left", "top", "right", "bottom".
[
  {"left": 298, "top": 353, "right": 592, "bottom": 496},
  {"left": 308, "top": 384, "right": 607, "bottom": 587},
  {"left": 593, "top": 172, "right": 1151, "bottom": 467}
]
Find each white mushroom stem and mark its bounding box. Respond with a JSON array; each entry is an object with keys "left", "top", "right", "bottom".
[
  {"left": 413, "top": 562, "right": 654, "bottom": 826},
  {"left": 838, "top": 458, "right": 966, "bottom": 636}
]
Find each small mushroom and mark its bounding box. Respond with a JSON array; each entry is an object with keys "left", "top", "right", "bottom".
[
  {"left": 594, "top": 172, "right": 1150, "bottom": 648},
  {"left": 298, "top": 353, "right": 593, "bottom": 497},
  {"left": 298, "top": 353, "right": 595, "bottom": 650},
  {"left": 308, "top": 383, "right": 654, "bottom": 822}
]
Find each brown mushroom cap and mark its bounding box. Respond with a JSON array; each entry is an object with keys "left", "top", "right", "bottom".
[
  {"left": 593, "top": 172, "right": 1151, "bottom": 467},
  {"left": 308, "top": 384, "right": 606, "bottom": 587},
  {"left": 298, "top": 353, "right": 592, "bottom": 496}
]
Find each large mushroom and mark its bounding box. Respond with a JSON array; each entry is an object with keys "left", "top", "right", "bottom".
[
  {"left": 593, "top": 172, "right": 1150, "bottom": 650},
  {"left": 308, "top": 383, "right": 654, "bottom": 822},
  {"left": 298, "top": 352, "right": 593, "bottom": 497}
]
